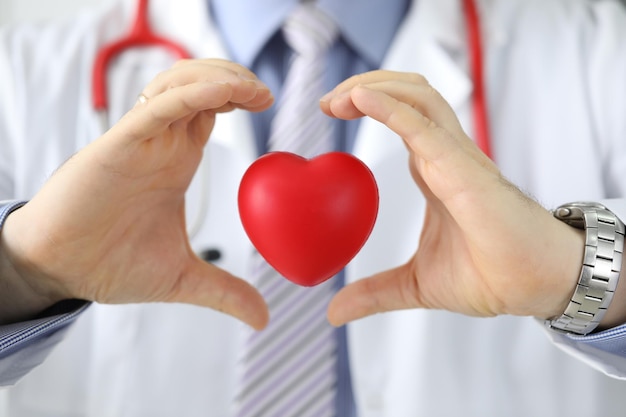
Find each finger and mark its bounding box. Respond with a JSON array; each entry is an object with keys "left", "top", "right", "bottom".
[
  {"left": 320, "top": 90, "right": 362, "bottom": 120},
  {"left": 111, "top": 82, "right": 231, "bottom": 140},
  {"left": 349, "top": 85, "right": 458, "bottom": 161},
  {"left": 327, "top": 263, "right": 420, "bottom": 326},
  {"left": 329, "top": 70, "right": 429, "bottom": 98},
  {"left": 188, "top": 90, "right": 275, "bottom": 118},
  {"left": 352, "top": 85, "right": 495, "bottom": 170},
  {"left": 112, "top": 81, "right": 271, "bottom": 142},
  {"left": 336, "top": 85, "right": 500, "bottom": 207},
  {"left": 143, "top": 59, "right": 266, "bottom": 99},
  {"left": 204, "top": 81, "right": 272, "bottom": 110},
  {"left": 171, "top": 258, "right": 269, "bottom": 330},
  {"left": 321, "top": 71, "right": 429, "bottom": 119},
  {"left": 171, "top": 58, "right": 260, "bottom": 81},
  {"left": 145, "top": 70, "right": 271, "bottom": 109},
  {"left": 326, "top": 82, "right": 464, "bottom": 136},
  {"left": 138, "top": 60, "right": 272, "bottom": 120},
  {"left": 231, "top": 94, "right": 276, "bottom": 113}
]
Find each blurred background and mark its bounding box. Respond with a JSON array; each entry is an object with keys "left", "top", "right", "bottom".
[
  {"left": 0, "top": 0, "right": 114, "bottom": 26},
  {"left": 3, "top": 0, "right": 626, "bottom": 26}
]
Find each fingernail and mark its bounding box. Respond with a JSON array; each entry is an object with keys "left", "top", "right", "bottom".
[
  {"left": 255, "top": 80, "right": 270, "bottom": 90},
  {"left": 320, "top": 91, "right": 334, "bottom": 103},
  {"left": 237, "top": 72, "right": 255, "bottom": 80},
  {"left": 238, "top": 73, "right": 268, "bottom": 90}
]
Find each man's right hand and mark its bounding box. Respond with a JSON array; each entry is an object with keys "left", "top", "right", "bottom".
[{"left": 0, "top": 59, "right": 272, "bottom": 330}]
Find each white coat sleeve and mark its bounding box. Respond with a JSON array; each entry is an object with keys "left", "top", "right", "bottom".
[
  {"left": 544, "top": 199, "right": 626, "bottom": 380},
  {"left": 0, "top": 201, "right": 90, "bottom": 386}
]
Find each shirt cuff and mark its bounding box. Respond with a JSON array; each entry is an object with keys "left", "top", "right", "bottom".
[
  {"left": 543, "top": 323, "right": 626, "bottom": 379},
  {"left": 0, "top": 299, "right": 90, "bottom": 386},
  {"left": 0, "top": 199, "right": 27, "bottom": 224},
  {"left": 0, "top": 199, "right": 91, "bottom": 385}
]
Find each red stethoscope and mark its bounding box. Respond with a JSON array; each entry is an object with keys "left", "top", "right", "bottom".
[{"left": 91, "top": 0, "right": 492, "bottom": 158}]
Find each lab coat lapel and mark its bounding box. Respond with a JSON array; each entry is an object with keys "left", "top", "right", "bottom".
[{"left": 352, "top": 0, "right": 472, "bottom": 169}]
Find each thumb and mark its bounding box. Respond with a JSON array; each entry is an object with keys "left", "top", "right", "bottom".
[
  {"left": 327, "top": 263, "right": 420, "bottom": 326},
  {"left": 170, "top": 258, "right": 269, "bottom": 330}
]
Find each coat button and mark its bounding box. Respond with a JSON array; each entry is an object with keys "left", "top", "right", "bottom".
[{"left": 199, "top": 248, "right": 222, "bottom": 262}]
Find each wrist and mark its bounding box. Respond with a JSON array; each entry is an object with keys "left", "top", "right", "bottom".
[
  {"left": 544, "top": 202, "right": 625, "bottom": 335},
  {"left": 0, "top": 204, "right": 66, "bottom": 324},
  {"left": 541, "top": 223, "right": 586, "bottom": 321}
]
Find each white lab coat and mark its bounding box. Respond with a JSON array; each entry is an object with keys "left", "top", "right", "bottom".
[{"left": 1, "top": 0, "right": 626, "bottom": 415}]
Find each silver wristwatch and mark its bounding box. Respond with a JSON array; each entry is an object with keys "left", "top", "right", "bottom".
[{"left": 546, "top": 202, "right": 625, "bottom": 335}]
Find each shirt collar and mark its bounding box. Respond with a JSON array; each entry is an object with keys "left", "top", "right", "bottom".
[{"left": 210, "top": 0, "right": 410, "bottom": 68}]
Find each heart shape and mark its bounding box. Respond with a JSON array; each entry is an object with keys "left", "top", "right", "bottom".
[{"left": 238, "top": 152, "right": 379, "bottom": 286}]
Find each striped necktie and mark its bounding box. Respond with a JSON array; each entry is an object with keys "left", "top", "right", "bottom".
[{"left": 234, "top": 3, "right": 339, "bottom": 417}]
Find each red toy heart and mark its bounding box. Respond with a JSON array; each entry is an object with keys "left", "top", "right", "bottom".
[{"left": 238, "top": 152, "right": 379, "bottom": 286}]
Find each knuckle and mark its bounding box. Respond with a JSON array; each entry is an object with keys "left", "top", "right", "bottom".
[
  {"left": 406, "top": 72, "right": 429, "bottom": 85},
  {"left": 152, "top": 70, "right": 169, "bottom": 87},
  {"left": 172, "top": 58, "right": 190, "bottom": 69}
]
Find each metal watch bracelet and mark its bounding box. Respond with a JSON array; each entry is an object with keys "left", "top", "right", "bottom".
[{"left": 546, "top": 202, "right": 625, "bottom": 335}]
